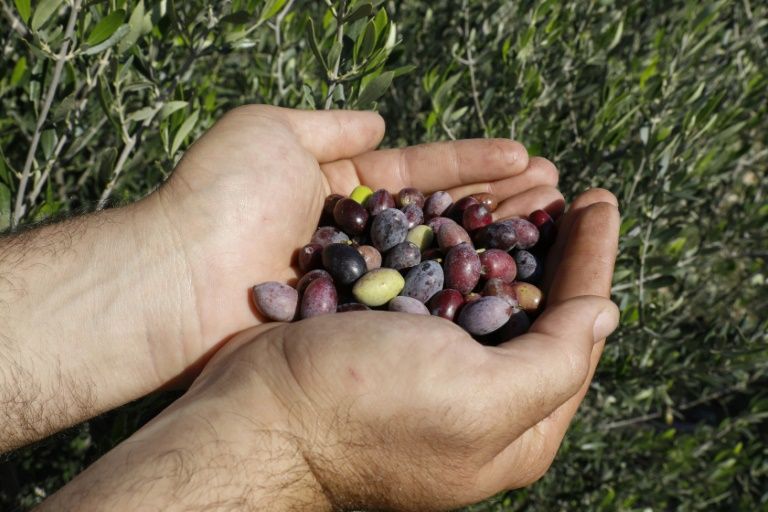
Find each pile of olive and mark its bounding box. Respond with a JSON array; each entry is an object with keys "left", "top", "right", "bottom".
[{"left": 252, "top": 186, "right": 556, "bottom": 342}]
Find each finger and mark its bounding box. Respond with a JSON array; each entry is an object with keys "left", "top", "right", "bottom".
[
  {"left": 547, "top": 200, "right": 620, "bottom": 304},
  {"left": 226, "top": 105, "right": 386, "bottom": 163},
  {"left": 514, "top": 200, "right": 620, "bottom": 458},
  {"left": 321, "top": 138, "right": 529, "bottom": 195},
  {"left": 543, "top": 188, "right": 619, "bottom": 292},
  {"left": 492, "top": 186, "right": 565, "bottom": 221},
  {"left": 482, "top": 296, "right": 619, "bottom": 440},
  {"left": 445, "top": 156, "right": 559, "bottom": 203}
]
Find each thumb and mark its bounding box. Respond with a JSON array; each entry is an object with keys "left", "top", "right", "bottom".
[
  {"left": 486, "top": 295, "right": 619, "bottom": 433},
  {"left": 232, "top": 105, "right": 386, "bottom": 163}
]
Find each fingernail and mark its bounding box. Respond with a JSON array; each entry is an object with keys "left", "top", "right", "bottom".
[{"left": 593, "top": 308, "right": 618, "bottom": 342}]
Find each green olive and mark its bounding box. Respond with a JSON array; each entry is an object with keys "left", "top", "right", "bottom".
[
  {"left": 352, "top": 268, "right": 405, "bottom": 306},
  {"left": 350, "top": 185, "right": 374, "bottom": 205},
  {"left": 406, "top": 225, "right": 434, "bottom": 251}
]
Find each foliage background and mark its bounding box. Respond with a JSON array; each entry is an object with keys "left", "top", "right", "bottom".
[{"left": 1, "top": 0, "right": 767, "bottom": 510}]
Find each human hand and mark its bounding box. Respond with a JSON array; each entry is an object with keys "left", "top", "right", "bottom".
[
  {"left": 137, "top": 106, "right": 564, "bottom": 386},
  {"left": 0, "top": 105, "right": 562, "bottom": 452},
  {"left": 47, "top": 188, "right": 619, "bottom": 511}
]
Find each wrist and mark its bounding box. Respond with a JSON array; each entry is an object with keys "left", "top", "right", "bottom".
[
  {"left": 43, "top": 343, "right": 333, "bottom": 511},
  {"left": 0, "top": 202, "right": 199, "bottom": 450}
]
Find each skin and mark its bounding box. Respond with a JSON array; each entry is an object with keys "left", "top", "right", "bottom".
[{"left": 0, "top": 106, "right": 620, "bottom": 510}]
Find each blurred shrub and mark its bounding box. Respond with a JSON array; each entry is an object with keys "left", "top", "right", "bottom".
[{"left": 0, "top": 0, "right": 766, "bottom": 510}]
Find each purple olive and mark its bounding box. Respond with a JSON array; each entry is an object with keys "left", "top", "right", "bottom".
[
  {"left": 470, "top": 193, "right": 499, "bottom": 212},
  {"left": 367, "top": 189, "right": 396, "bottom": 216},
  {"left": 297, "top": 269, "right": 333, "bottom": 295},
  {"left": 479, "top": 249, "right": 517, "bottom": 283},
  {"left": 388, "top": 296, "right": 431, "bottom": 315},
  {"left": 300, "top": 277, "right": 338, "bottom": 318},
  {"left": 298, "top": 243, "right": 324, "bottom": 273},
  {"left": 333, "top": 198, "right": 369, "bottom": 235},
  {"left": 428, "top": 289, "right": 464, "bottom": 321},
  {"left": 357, "top": 245, "right": 382, "bottom": 271},
  {"left": 311, "top": 226, "right": 351, "bottom": 247},
  {"left": 462, "top": 203, "right": 493, "bottom": 232},
  {"left": 397, "top": 187, "right": 425, "bottom": 209},
  {"left": 384, "top": 241, "right": 422, "bottom": 270},
  {"left": 474, "top": 221, "right": 517, "bottom": 251},
  {"left": 371, "top": 208, "right": 410, "bottom": 252},
  {"left": 252, "top": 282, "right": 298, "bottom": 322},
  {"left": 513, "top": 249, "right": 542, "bottom": 282},
  {"left": 499, "top": 218, "right": 539, "bottom": 249},
  {"left": 401, "top": 260, "right": 445, "bottom": 303},
  {"left": 529, "top": 209, "right": 556, "bottom": 248},
  {"left": 446, "top": 196, "right": 480, "bottom": 223},
  {"left": 444, "top": 243, "right": 481, "bottom": 294},
  {"left": 437, "top": 222, "right": 473, "bottom": 250},
  {"left": 427, "top": 216, "right": 457, "bottom": 235},
  {"left": 401, "top": 203, "right": 424, "bottom": 229},
  {"left": 424, "top": 191, "right": 453, "bottom": 219},
  {"left": 457, "top": 296, "right": 513, "bottom": 336}
]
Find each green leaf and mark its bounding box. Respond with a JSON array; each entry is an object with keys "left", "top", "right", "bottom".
[
  {"left": 390, "top": 64, "right": 416, "bottom": 78},
  {"left": 356, "top": 19, "right": 377, "bottom": 60},
  {"left": 372, "top": 7, "right": 388, "bottom": 40},
  {"left": 305, "top": 17, "right": 328, "bottom": 72},
  {"left": 31, "top": 0, "right": 64, "bottom": 31},
  {"left": 433, "top": 73, "right": 462, "bottom": 112},
  {"left": 171, "top": 109, "right": 199, "bottom": 155},
  {"left": 118, "top": 0, "right": 148, "bottom": 53},
  {"left": 160, "top": 101, "right": 189, "bottom": 120},
  {"left": 40, "top": 129, "right": 56, "bottom": 160},
  {"left": 355, "top": 70, "right": 394, "bottom": 108},
  {"left": 82, "top": 24, "right": 130, "bottom": 55},
  {"left": 126, "top": 106, "right": 158, "bottom": 123},
  {"left": 14, "top": 0, "right": 31, "bottom": 24},
  {"left": 0, "top": 183, "right": 11, "bottom": 232},
  {"left": 86, "top": 10, "right": 126, "bottom": 46},
  {"left": 259, "top": 0, "right": 287, "bottom": 22},
  {"left": 344, "top": 2, "right": 373, "bottom": 23},
  {"left": 10, "top": 57, "right": 27, "bottom": 86},
  {"left": 52, "top": 92, "right": 77, "bottom": 121}
]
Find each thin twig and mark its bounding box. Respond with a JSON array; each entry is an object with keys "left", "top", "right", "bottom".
[
  {"left": 462, "top": 0, "right": 488, "bottom": 135},
  {"left": 97, "top": 134, "right": 136, "bottom": 209},
  {"left": 27, "top": 135, "right": 69, "bottom": 205},
  {"left": 637, "top": 219, "right": 653, "bottom": 327},
  {"left": 324, "top": 0, "right": 347, "bottom": 110},
  {"left": 12, "top": 0, "right": 82, "bottom": 229},
  {"left": 0, "top": 0, "right": 27, "bottom": 37},
  {"left": 441, "top": 119, "right": 457, "bottom": 140},
  {"left": 273, "top": 0, "right": 296, "bottom": 98}
]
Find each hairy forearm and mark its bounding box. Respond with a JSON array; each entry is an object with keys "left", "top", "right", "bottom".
[
  {"left": 40, "top": 385, "right": 331, "bottom": 511},
  {"left": 0, "top": 200, "right": 195, "bottom": 452}
]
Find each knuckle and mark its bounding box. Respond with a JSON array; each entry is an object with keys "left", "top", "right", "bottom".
[
  {"left": 528, "top": 156, "right": 559, "bottom": 185},
  {"left": 488, "top": 139, "right": 529, "bottom": 171}
]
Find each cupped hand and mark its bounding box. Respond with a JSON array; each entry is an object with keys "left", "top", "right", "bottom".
[
  {"left": 138, "top": 106, "right": 562, "bottom": 384},
  {"left": 165, "top": 188, "right": 620, "bottom": 511}
]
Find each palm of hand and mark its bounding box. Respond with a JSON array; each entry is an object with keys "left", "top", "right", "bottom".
[{"left": 154, "top": 106, "right": 563, "bottom": 371}]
